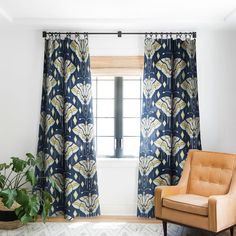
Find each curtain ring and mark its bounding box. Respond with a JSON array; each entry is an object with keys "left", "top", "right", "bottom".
[
  {"left": 149, "top": 32, "right": 153, "bottom": 39},
  {"left": 75, "top": 33, "right": 79, "bottom": 40},
  {"left": 84, "top": 33, "right": 88, "bottom": 40},
  {"left": 160, "top": 33, "right": 163, "bottom": 43}
]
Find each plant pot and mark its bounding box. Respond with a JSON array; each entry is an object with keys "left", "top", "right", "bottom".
[{"left": 0, "top": 198, "right": 22, "bottom": 229}]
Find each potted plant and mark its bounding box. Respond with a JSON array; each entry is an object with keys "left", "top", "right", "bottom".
[{"left": 0, "top": 153, "right": 54, "bottom": 229}]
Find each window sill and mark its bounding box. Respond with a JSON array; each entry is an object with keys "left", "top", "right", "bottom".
[{"left": 96, "top": 157, "right": 139, "bottom": 168}]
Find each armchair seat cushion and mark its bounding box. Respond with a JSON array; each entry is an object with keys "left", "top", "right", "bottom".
[{"left": 163, "top": 194, "right": 208, "bottom": 216}]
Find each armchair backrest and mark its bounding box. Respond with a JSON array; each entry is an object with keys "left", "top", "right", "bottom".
[{"left": 187, "top": 150, "right": 236, "bottom": 197}]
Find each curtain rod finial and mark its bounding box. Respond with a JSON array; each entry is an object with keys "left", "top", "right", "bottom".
[
  {"left": 193, "top": 32, "right": 197, "bottom": 38},
  {"left": 117, "top": 31, "right": 122, "bottom": 37},
  {"left": 42, "top": 31, "right": 47, "bottom": 38}
]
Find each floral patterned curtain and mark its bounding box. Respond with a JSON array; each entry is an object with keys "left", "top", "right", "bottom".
[
  {"left": 36, "top": 35, "right": 100, "bottom": 219},
  {"left": 137, "top": 36, "right": 201, "bottom": 218}
]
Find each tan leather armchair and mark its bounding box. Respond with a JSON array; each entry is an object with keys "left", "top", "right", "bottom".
[{"left": 155, "top": 150, "right": 236, "bottom": 236}]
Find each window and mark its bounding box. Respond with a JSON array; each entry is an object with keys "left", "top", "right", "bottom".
[{"left": 92, "top": 76, "right": 142, "bottom": 158}]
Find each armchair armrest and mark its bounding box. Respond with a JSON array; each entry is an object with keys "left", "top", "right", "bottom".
[
  {"left": 208, "top": 194, "right": 236, "bottom": 232},
  {"left": 208, "top": 168, "right": 236, "bottom": 232},
  {"left": 155, "top": 184, "right": 187, "bottom": 198},
  {"left": 155, "top": 184, "right": 187, "bottom": 218}
]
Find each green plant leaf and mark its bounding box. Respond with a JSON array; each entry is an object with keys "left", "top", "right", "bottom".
[
  {"left": 42, "top": 191, "right": 53, "bottom": 223},
  {"left": 15, "top": 191, "right": 39, "bottom": 223},
  {"left": 43, "top": 191, "right": 53, "bottom": 203},
  {"left": 26, "top": 153, "right": 38, "bottom": 166},
  {"left": 26, "top": 153, "right": 35, "bottom": 160},
  {"left": 15, "top": 189, "right": 29, "bottom": 207},
  {"left": 20, "top": 214, "right": 32, "bottom": 224},
  {"left": 42, "top": 207, "right": 46, "bottom": 223},
  {"left": 0, "top": 153, "right": 52, "bottom": 224},
  {"left": 0, "top": 189, "right": 17, "bottom": 208},
  {"left": 0, "top": 175, "right": 6, "bottom": 189},
  {"left": 0, "top": 163, "right": 10, "bottom": 171},
  {"left": 28, "top": 195, "right": 40, "bottom": 217},
  {"left": 26, "top": 170, "right": 36, "bottom": 186},
  {"left": 15, "top": 205, "right": 24, "bottom": 219},
  {"left": 15, "top": 191, "right": 40, "bottom": 223},
  {"left": 11, "top": 157, "right": 27, "bottom": 173},
  {"left": 35, "top": 155, "right": 43, "bottom": 170}
]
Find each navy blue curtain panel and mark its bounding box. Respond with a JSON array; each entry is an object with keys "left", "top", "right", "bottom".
[
  {"left": 36, "top": 35, "right": 100, "bottom": 219},
  {"left": 137, "top": 36, "right": 201, "bottom": 218}
]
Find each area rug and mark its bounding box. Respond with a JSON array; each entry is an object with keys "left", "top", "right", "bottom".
[{"left": 0, "top": 222, "right": 183, "bottom": 236}]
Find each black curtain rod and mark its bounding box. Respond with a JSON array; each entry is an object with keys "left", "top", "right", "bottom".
[{"left": 42, "top": 31, "right": 197, "bottom": 38}]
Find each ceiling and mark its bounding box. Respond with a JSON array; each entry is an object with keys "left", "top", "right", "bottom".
[{"left": 0, "top": 0, "right": 236, "bottom": 31}]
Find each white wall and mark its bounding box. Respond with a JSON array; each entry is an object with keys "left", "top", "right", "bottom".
[
  {"left": 197, "top": 31, "right": 236, "bottom": 153},
  {"left": 0, "top": 30, "right": 43, "bottom": 158},
  {"left": 0, "top": 29, "right": 236, "bottom": 216}
]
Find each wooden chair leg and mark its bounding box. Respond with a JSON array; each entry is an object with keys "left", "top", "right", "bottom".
[
  {"left": 162, "top": 221, "right": 167, "bottom": 236},
  {"left": 230, "top": 227, "right": 234, "bottom": 236}
]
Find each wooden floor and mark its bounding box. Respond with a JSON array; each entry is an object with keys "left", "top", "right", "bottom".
[
  {"left": 44, "top": 215, "right": 158, "bottom": 224},
  {"left": 45, "top": 216, "right": 234, "bottom": 236}
]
